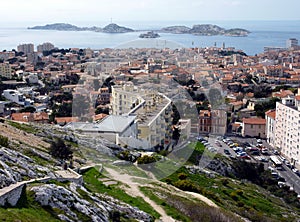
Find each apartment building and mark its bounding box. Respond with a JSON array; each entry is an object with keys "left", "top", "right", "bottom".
[
  {"left": 265, "top": 110, "right": 276, "bottom": 147},
  {"left": 37, "top": 42, "right": 55, "bottom": 52},
  {"left": 0, "top": 62, "right": 12, "bottom": 79},
  {"left": 274, "top": 93, "right": 300, "bottom": 168},
  {"left": 111, "top": 84, "right": 172, "bottom": 148},
  {"left": 17, "top": 43, "right": 34, "bottom": 54}
]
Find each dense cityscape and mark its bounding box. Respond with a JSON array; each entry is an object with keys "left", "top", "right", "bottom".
[{"left": 0, "top": 35, "right": 299, "bottom": 221}]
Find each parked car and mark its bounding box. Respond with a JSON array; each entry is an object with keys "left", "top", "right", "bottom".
[
  {"left": 257, "top": 139, "right": 262, "bottom": 144},
  {"left": 224, "top": 149, "right": 230, "bottom": 155}
]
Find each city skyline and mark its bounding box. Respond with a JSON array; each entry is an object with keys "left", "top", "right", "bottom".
[{"left": 1, "top": 0, "right": 300, "bottom": 26}]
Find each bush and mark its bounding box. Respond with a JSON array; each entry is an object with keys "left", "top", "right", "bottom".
[
  {"left": 173, "top": 179, "right": 199, "bottom": 193},
  {"left": 221, "top": 178, "right": 229, "bottom": 186},
  {"left": 236, "top": 190, "right": 243, "bottom": 196},
  {"left": 178, "top": 173, "right": 188, "bottom": 180},
  {"left": 137, "top": 155, "right": 156, "bottom": 164},
  {"left": 230, "top": 192, "right": 239, "bottom": 201},
  {"left": 0, "top": 135, "right": 9, "bottom": 147},
  {"left": 237, "top": 201, "right": 244, "bottom": 207},
  {"left": 49, "top": 137, "right": 73, "bottom": 160}
]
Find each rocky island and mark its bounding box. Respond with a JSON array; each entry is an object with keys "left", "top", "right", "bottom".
[
  {"left": 139, "top": 31, "right": 160, "bottom": 38},
  {"left": 28, "top": 23, "right": 250, "bottom": 36},
  {"left": 28, "top": 23, "right": 134, "bottom": 33},
  {"left": 161, "top": 24, "right": 250, "bottom": 36}
]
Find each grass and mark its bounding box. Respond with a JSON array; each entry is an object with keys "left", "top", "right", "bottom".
[
  {"left": 7, "top": 121, "right": 37, "bottom": 134},
  {"left": 0, "top": 188, "right": 60, "bottom": 222},
  {"left": 163, "top": 167, "right": 299, "bottom": 222},
  {"left": 82, "top": 167, "right": 160, "bottom": 219},
  {"left": 140, "top": 186, "right": 242, "bottom": 222},
  {"left": 140, "top": 186, "right": 191, "bottom": 222}
]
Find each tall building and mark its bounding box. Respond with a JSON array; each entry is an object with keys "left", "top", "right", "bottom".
[
  {"left": 111, "top": 83, "right": 172, "bottom": 148},
  {"left": 265, "top": 109, "right": 276, "bottom": 147},
  {"left": 286, "top": 38, "right": 298, "bottom": 48},
  {"left": 274, "top": 92, "right": 300, "bottom": 168},
  {"left": 37, "top": 42, "right": 55, "bottom": 52},
  {"left": 17, "top": 43, "right": 34, "bottom": 54},
  {"left": 0, "top": 62, "right": 12, "bottom": 79}
]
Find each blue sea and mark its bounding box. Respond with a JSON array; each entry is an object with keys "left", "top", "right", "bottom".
[{"left": 1, "top": 20, "right": 300, "bottom": 56}]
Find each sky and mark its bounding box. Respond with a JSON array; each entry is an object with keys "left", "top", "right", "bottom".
[{"left": 1, "top": 0, "right": 300, "bottom": 26}]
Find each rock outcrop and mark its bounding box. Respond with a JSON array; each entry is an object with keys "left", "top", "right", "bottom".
[{"left": 31, "top": 183, "right": 153, "bottom": 222}]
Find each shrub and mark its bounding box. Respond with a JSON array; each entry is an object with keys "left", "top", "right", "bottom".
[
  {"left": 237, "top": 201, "right": 244, "bottom": 207},
  {"left": 49, "top": 137, "right": 73, "bottom": 160},
  {"left": 137, "top": 155, "right": 156, "bottom": 164},
  {"left": 236, "top": 190, "right": 243, "bottom": 196},
  {"left": 221, "top": 178, "right": 229, "bottom": 186},
  {"left": 178, "top": 173, "right": 188, "bottom": 180},
  {"left": 230, "top": 192, "right": 239, "bottom": 201},
  {"left": 0, "top": 135, "right": 9, "bottom": 147},
  {"left": 173, "top": 179, "right": 199, "bottom": 193}
]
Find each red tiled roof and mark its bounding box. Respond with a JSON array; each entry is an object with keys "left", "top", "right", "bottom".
[
  {"left": 242, "top": 118, "right": 266, "bottom": 125},
  {"left": 265, "top": 110, "right": 276, "bottom": 119}
]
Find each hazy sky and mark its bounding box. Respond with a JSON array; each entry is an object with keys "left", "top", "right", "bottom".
[{"left": 2, "top": 0, "right": 300, "bottom": 25}]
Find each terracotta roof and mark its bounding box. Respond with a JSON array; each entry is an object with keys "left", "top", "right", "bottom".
[
  {"left": 55, "top": 117, "right": 79, "bottom": 123},
  {"left": 295, "top": 95, "right": 300, "bottom": 101},
  {"left": 93, "top": 113, "right": 108, "bottom": 121},
  {"left": 11, "top": 112, "right": 31, "bottom": 122},
  {"left": 242, "top": 118, "right": 266, "bottom": 125},
  {"left": 265, "top": 110, "right": 276, "bottom": 119}
]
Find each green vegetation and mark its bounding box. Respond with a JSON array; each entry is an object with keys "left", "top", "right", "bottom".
[
  {"left": 49, "top": 137, "right": 73, "bottom": 160},
  {"left": 7, "top": 121, "right": 36, "bottom": 134},
  {"left": 140, "top": 186, "right": 191, "bottom": 221},
  {"left": 254, "top": 97, "right": 280, "bottom": 118},
  {"left": 82, "top": 167, "right": 160, "bottom": 219},
  {"left": 0, "top": 189, "right": 60, "bottom": 222},
  {"left": 0, "top": 134, "right": 9, "bottom": 147},
  {"left": 140, "top": 186, "right": 241, "bottom": 222},
  {"left": 163, "top": 167, "right": 299, "bottom": 222}
]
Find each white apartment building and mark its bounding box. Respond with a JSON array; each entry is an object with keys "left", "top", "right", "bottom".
[
  {"left": 265, "top": 110, "right": 276, "bottom": 147},
  {"left": 0, "top": 62, "right": 12, "bottom": 79},
  {"left": 111, "top": 83, "right": 172, "bottom": 148},
  {"left": 274, "top": 92, "right": 300, "bottom": 168}
]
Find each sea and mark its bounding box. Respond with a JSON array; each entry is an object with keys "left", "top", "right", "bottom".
[{"left": 1, "top": 20, "right": 300, "bottom": 56}]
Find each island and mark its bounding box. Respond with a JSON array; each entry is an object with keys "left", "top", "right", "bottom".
[
  {"left": 28, "top": 23, "right": 250, "bottom": 36},
  {"left": 139, "top": 31, "right": 160, "bottom": 38},
  {"left": 161, "top": 24, "right": 250, "bottom": 36},
  {"left": 28, "top": 23, "right": 133, "bottom": 33}
]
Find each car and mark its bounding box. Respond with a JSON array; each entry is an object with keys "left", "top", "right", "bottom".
[
  {"left": 260, "top": 157, "right": 269, "bottom": 162},
  {"left": 224, "top": 149, "right": 230, "bottom": 155},
  {"left": 257, "top": 139, "right": 262, "bottom": 144},
  {"left": 239, "top": 155, "right": 250, "bottom": 160},
  {"left": 230, "top": 155, "right": 236, "bottom": 160},
  {"left": 251, "top": 150, "right": 260, "bottom": 155},
  {"left": 285, "top": 162, "right": 292, "bottom": 168},
  {"left": 273, "top": 150, "right": 279, "bottom": 155}
]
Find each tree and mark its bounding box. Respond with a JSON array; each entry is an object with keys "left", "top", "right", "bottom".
[{"left": 49, "top": 137, "right": 73, "bottom": 160}]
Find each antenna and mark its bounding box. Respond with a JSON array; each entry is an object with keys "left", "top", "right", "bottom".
[{"left": 110, "top": 18, "right": 113, "bottom": 24}]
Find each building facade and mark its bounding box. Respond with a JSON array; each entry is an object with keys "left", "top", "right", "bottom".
[
  {"left": 242, "top": 118, "right": 266, "bottom": 138},
  {"left": 111, "top": 84, "right": 172, "bottom": 148},
  {"left": 0, "top": 62, "right": 12, "bottom": 79},
  {"left": 37, "top": 42, "right": 55, "bottom": 52},
  {"left": 274, "top": 94, "right": 300, "bottom": 168},
  {"left": 265, "top": 110, "right": 276, "bottom": 147},
  {"left": 17, "top": 43, "right": 34, "bottom": 54}
]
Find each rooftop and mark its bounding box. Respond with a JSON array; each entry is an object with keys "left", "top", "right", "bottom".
[
  {"left": 65, "top": 115, "right": 136, "bottom": 133},
  {"left": 242, "top": 118, "right": 266, "bottom": 125}
]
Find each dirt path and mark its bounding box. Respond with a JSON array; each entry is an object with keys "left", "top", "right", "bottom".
[{"left": 105, "top": 167, "right": 176, "bottom": 222}]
